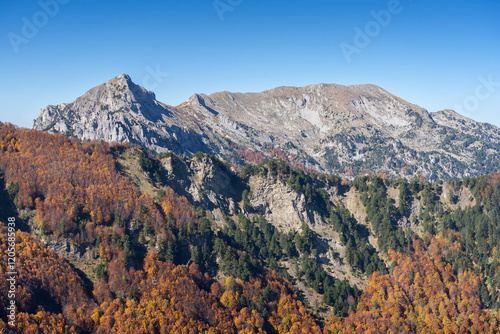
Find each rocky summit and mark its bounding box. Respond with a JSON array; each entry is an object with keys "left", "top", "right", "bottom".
[{"left": 33, "top": 74, "right": 500, "bottom": 181}]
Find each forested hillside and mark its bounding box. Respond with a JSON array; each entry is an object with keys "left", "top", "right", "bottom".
[{"left": 0, "top": 121, "right": 499, "bottom": 333}]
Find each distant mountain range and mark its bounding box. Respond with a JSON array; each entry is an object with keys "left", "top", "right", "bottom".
[{"left": 33, "top": 74, "right": 500, "bottom": 180}]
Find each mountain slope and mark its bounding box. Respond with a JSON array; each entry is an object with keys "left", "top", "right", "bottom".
[
  {"left": 33, "top": 74, "right": 500, "bottom": 181},
  {"left": 1, "top": 123, "right": 500, "bottom": 332}
]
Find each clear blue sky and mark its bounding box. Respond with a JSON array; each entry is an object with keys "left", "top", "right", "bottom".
[{"left": 1, "top": 0, "right": 499, "bottom": 128}]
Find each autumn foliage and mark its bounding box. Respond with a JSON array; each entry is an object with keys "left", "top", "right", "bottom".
[
  {"left": 0, "top": 123, "right": 321, "bottom": 333},
  {"left": 0, "top": 221, "right": 321, "bottom": 333},
  {"left": 325, "top": 232, "right": 500, "bottom": 333},
  {"left": 1, "top": 122, "right": 500, "bottom": 333},
  {"left": 0, "top": 123, "right": 143, "bottom": 242},
  {"left": 0, "top": 225, "right": 94, "bottom": 333},
  {"left": 239, "top": 148, "right": 266, "bottom": 165}
]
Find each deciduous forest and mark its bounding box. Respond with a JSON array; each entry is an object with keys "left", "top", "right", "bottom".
[{"left": 0, "top": 122, "right": 499, "bottom": 333}]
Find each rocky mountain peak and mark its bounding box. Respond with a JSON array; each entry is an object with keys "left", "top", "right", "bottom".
[
  {"left": 80, "top": 73, "right": 157, "bottom": 110},
  {"left": 34, "top": 73, "right": 168, "bottom": 129},
  {"left": 32, "top": 74, "right": 176, "bottom": 148}
]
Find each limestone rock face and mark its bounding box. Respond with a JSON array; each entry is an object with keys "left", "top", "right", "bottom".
[
  {"left": 247, "top": 175, "right": 314, "bottom": 232},
  {"left": 149, "top": 154, "right": 371, "bottom": 288},
  {"left": 40, "top": 235, "right": 92, "bottom": 262},
  {"left": 34, "top": 74, "right": 500, "bottom": 181}
]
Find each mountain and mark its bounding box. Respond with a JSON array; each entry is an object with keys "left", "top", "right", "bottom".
[{"left": 33, "top": 74, "right": 500, "bottom": 180}]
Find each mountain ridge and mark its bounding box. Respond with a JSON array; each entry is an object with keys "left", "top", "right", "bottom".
[{"left": 33, "top": 74, "right": 500, "bottom": 181}]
